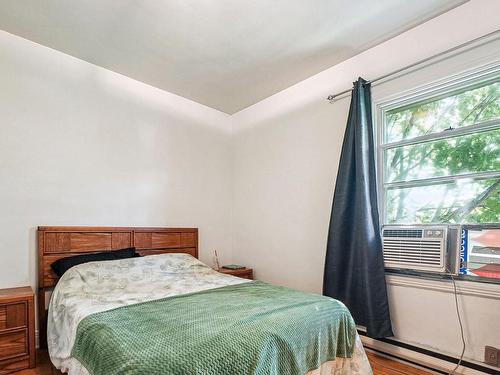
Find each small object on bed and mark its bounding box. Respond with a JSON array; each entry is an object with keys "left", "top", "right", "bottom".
[
  {"left": 50, "top": 247, "right": 139, "bottom": 277},
  {"left": 221, "top": 264, "right": 245, "bottom": 270}
]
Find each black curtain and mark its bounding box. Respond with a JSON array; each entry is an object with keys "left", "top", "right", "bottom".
[{"left": 323, "top": 78, "right": 393, "bottom": 338}]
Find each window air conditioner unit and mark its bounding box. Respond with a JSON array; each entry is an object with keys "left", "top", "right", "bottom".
[{"left": 382, "top": 225, "right": 460, "bottom": 274}]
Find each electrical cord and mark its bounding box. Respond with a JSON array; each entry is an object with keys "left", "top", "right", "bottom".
[{"left": 447, "top": 271, "right": 466, "bottom": 375}]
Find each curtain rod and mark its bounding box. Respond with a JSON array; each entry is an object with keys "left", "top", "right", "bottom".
[{"left": 326, "top": 29, "right": 500, "bottom": 103}]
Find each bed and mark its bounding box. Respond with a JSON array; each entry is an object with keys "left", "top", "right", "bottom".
[{"left": 38, "top": 226, "right": 371, "bottom": 375}]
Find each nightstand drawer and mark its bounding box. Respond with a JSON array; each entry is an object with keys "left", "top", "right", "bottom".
[
  {"left": 240, "top": 271, "right": 253, "bottom": 279},
  {"left": 0, "top": 358, "right": 30, "bottom": 374},
  {"left": 0, "top": 287, "right": 35, "bottom": 372},
  {"left": 0, "top": 330, "right": 27, "bottom": 361},
  {"left": 219, "top": 268, "right": 254, "bottom": 280},
  {"left": 0, "top": 303, "right": 26, "bottom": 331}
]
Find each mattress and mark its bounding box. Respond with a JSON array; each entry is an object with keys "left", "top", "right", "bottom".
[{"left": 47, "top": 253, "right": 371, "bottom": 374}]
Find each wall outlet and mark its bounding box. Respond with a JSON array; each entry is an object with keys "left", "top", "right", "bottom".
[{"left": 484, "top": 346, "right": 499, "bottom": 367}]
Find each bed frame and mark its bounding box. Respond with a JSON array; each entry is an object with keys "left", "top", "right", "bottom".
[{"left": 37, "top": 226, "right": 198, "bottom": 350}]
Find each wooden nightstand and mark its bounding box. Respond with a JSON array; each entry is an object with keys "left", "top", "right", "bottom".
[
  {"left": 0, "top": 287, "right": 35, "bottom": 374},
  {"left": 219, "top": 268, "right": 253, "bottom": 280}
]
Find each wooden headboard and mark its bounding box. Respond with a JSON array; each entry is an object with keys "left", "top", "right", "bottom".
[{"left": 37, "top": 226, "right": 198, "bottom": 347}]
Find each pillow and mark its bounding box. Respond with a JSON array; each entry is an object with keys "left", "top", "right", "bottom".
[{"left": 51, "top": 247, "right": 139, "bottom": 277}]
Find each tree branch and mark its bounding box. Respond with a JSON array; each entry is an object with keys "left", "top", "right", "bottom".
[{"left": 450, "top": 180, "right": 500, "bottom": 222}]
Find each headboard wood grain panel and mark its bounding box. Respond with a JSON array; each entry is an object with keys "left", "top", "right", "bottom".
[{"left": 37, "top": 226, "right": 198, "bottom": 348}]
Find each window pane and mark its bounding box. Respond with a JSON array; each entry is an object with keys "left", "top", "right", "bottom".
[
  {"left": 386, "top": 178, "right": 500, "bottom": 224},
  {"left": 385, "top": 80, "right": 500, "bottom": 143},
  {"left": 385, "top": 129, "right": 500, "bottom": 182}
]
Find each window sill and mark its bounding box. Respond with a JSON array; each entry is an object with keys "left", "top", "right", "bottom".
[{"left": 385, "top": 271, "right": 500, "bottom": 300}]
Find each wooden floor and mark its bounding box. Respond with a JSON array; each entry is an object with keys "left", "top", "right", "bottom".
[
  {"left": 366, "top": 351, "right": 433, "bottom": 375},
  {"left": 18, "top": 350, "right": 432, "bottom": 375}
]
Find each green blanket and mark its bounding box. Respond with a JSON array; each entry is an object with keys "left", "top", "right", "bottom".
[{"left": 72, "top": 281, "right": 356, "bottom": 375}]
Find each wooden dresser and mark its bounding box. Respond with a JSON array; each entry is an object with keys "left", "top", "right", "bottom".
[
  {"left": 0, "top": 287, "right": 35, "bottom": 374},
  {"left": 219, "top": 267, "right": 254, "bottom": 280}
]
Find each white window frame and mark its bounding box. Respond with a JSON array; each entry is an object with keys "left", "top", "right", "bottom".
[{"left": 374, "top": 62, "right": 500, "bottom": 226}]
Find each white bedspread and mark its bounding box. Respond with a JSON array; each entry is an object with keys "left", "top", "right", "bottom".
[{"left": 47, "top": 253, "right": 371, "bottom": 374}]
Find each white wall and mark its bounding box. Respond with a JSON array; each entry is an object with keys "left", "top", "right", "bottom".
[
  {"left": 0, "top": 30, "right": 233, "bottom": 291},
  {"left": 231, "top": 0, "right": 500, "bottom": 367}
]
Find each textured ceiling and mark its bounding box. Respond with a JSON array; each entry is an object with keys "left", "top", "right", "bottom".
[{"left": 0, "top": 0, "right": 465, "bottom": 113}]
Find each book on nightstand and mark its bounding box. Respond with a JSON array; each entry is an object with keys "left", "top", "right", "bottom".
[{"left": 221, "top": 264, "right": 245, "bottom": 270}]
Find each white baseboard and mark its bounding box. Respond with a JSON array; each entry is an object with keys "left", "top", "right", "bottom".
[{"left": 361, "top": 335, "right": 497, "bottom": 375}]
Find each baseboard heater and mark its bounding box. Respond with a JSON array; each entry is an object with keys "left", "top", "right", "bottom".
[{"left": 358, "top": 330, "right": 498, "bottom": 375}]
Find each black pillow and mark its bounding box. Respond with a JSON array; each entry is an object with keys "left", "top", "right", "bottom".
[{"left": 51, "top": 247, "right": 138, "bottom": 277}]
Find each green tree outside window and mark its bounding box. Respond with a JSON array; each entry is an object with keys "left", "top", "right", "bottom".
[{"left": 383, "top": 80, "right": 500, "bottom": 224}]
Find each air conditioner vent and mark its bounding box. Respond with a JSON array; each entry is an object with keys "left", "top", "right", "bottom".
[
  {"left": 382, "top": 229, "right": 423, "bottom": 238},
  {"left": 382, "top": 226, "right": 449, "bottom": 273}
]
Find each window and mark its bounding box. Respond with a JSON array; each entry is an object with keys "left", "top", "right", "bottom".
[
  {"left": 378, "top": 76, "right": 499, "bottom": 225},
  {"left": 377, "top": 68, "right": 500, "bottom": 280}
]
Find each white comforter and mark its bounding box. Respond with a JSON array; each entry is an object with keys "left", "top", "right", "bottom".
[{"left": 47, "top": 253, "right": 372, "bottom": 374}]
